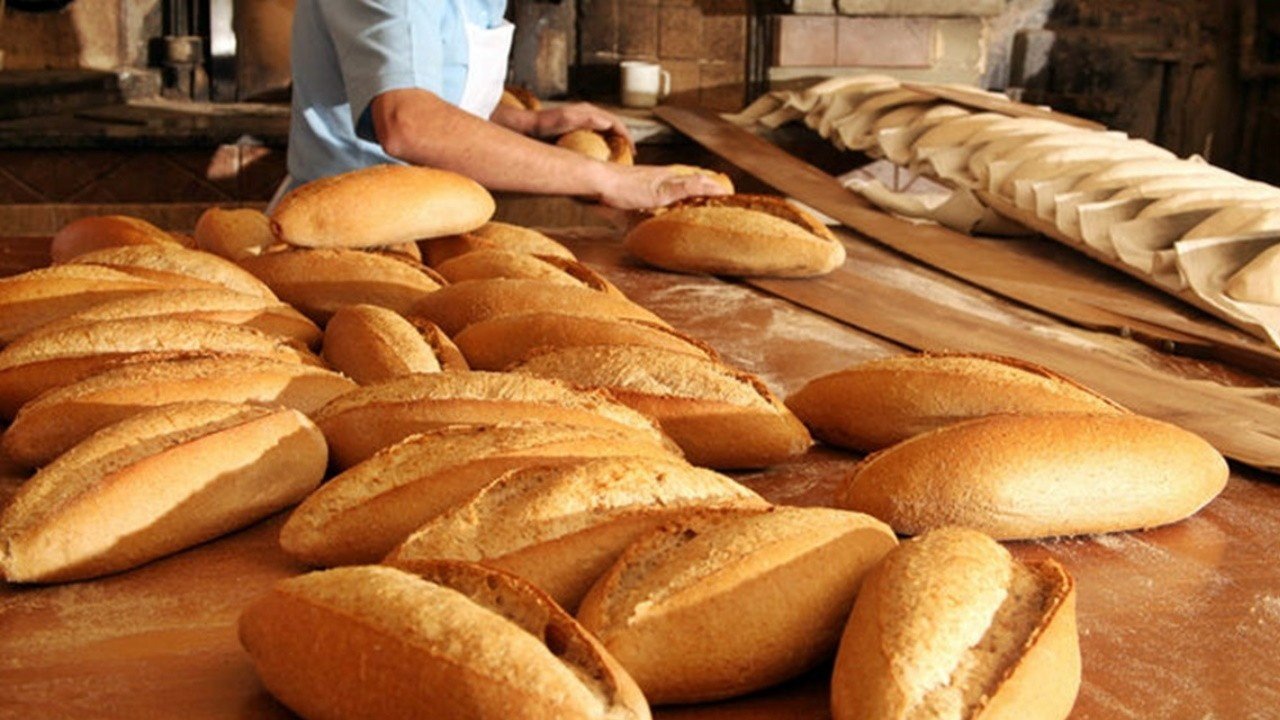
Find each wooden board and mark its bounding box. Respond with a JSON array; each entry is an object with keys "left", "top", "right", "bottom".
[
  {"left": 655, "top": 105, "right": 1280, "bottom": 374},
  {"left": 5, "top": 233, "right": 1280, "bottom": 720}
]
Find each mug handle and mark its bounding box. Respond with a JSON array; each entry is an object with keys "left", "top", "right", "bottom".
[{"left": 659, "top": 69, "right": 672, "bottom": 99}]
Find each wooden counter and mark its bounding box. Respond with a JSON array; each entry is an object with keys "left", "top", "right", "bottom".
[{"left": 3, "top": 226, "right": 1280, "bottom": 719}]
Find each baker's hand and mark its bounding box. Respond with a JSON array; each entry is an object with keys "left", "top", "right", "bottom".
[
  {"left": 534, "top": 103, "right": 633, "bottom": 147},
  {"left": 596, "top": 165, "right": 732, "bottom": 210}
]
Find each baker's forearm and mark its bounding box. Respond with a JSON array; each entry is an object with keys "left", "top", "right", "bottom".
[{"left": 372, "top": 89, "right": 610, "bottom": 197}]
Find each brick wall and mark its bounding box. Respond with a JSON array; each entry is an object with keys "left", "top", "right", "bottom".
[
  {"left": 0, "top": 0, "right": 161, "bottom": 71},
  {"left": 575, "top": 0, "right": 749, "bottom": 111}
]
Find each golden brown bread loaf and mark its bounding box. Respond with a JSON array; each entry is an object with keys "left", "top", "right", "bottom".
[
  {"left": 556, "top": 129, "right": 634, "bottom": 165},
  {"left": 270, "top": 164, "right": 496, "bottom": 247},
  {"left": 193, "top": 207, "right": 278, "bottom": 261},
  {"left": 2, "top": 356, "right": 354, "bottom": 468},
  {"left": 577, "top": 506, "right": 897, "bottom": 704},
  {"left": 385, "top": 456, "right": 769, "bottom": 610},
  {"left": 411, "top": 278, "right": 666, "bottom": 336},
  {"left": 0, "top": 317, "right": 321, "bottom": 418},
  {"left": 454, "top": 313, "right": 715, "bottom": 371},
  {"left": 313, "top": 371, "right": 678, "bottom": 468},
  {"left": 280, "top": 422, "right": 683, "bottom": 567},
  {"left": 239, "top": 561, "right": 651, "bottom": 720},
  {"left": 511, "top": 344, "right": 812, "bottom": 469},
  {"left": 786, "top": 353, "right": 1126, "bottom": 452},
  {"left": 321, "top": 304, "right": 451, "bottom": 384},
  {"left": 837, "top": 413, "right": 1229, "bottom": 539},
  {"left": 499, "top": 85, "right": 542, "bottom": 111},
  {"left": 664, "top": 165, "right": 735, "bottom": 195},
  {"left": 433, "top": 249, "right": 621, "bottom": 294},
  {"left": 34, "top": 288, "right": 322, "bottom": 348},
  {"left": 70, "top": 244, "right": 278, "bottom": 299},
  {"left": 238, "top": 247, "right": 446, "bottom": 324},
  {"left": 422, "top": 221, "right": 576, "bottom": 267},
  {"left": 0, "top": 265, "right": 168, "bottom": 345},
  {"left": 624, "top": 194, "right": 846, "bottom": 277},
  {"left": 0, "top": 401, "right": 327, "bottom": 583},
  {"left": 831, "top": 527, "right": 1080, "bottom": 720},
  {"left": 49, "top": 215, "right": 185, "bottom": 264}
]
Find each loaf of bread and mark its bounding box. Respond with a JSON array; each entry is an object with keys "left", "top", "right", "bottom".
[
  {"left": 0, "top": 401, "right": 327, "bottom": 583},
  {"left": 385, "top": 456, "right": 769, "bottom": 610},
  {"left": 786, "top": 353, "right": 1126, "bottom": 452},
  {"left": 271, "top": 164, "right": 495, "bottom": 248},
  {"left": 556, "top": 129, "right": 634, "bottom": 165},
  {"left": 454, "top": 313, "right": 715, "bottom": 371},
  {"left": 422, "top": 221, "right": 576, "bottom": 267},
  {"left": 321, "top": 304, "right": 457, "bottom": 384},
  {"left": 71, "top": 245, "right": 278, "bottom": 299},
  {"left": 838, "top": 413, "right": 1228, "bottom": 539},
  {"left": 411, "top": 278, "right": 666, "bottom": 336},
  {"left": 499, "top": 85, "right": 542, "bottom": 111},
  {"left": 313, "top": 371, "right": 677, "bottom": 468},
  {"left": 49, "top": 215, "right": 185, "bottom": 264},
  {"left": 434, "top": 249, "right": 621, "bottom": 294},
  {"left": 624, "top": 194, "right": 845, "bottom": 277},
  {"left": 0, "top": 265, "right": 168, "bottom": 345},
  {"left": 280, "top": 422, "right": 683, "bottom": 567},
  {"left": 577, "top": 506, "right": 897, "bottom": 704},
  {"left": 239, "top": 561, "right": 650, "bottom": 720},
  {"left": 34, "top": 288, "right": 322, "bottom": 348},
  {"left": 0, "top": 317, "right": 321, "bottom": 418},
  {"left": 238, "top": 248, "right": 446, "bottom": 323},
  {"left": 2, "top": 356, "right": 354, "bottom": 468},
  {"left": 511, "top": 344, "right": 812, "bottom": 469},
  {"left": 193, "top": 207, "right": 278, "bottom": 261},
  {"left": 1225, "top": 242, "right": 1280, "bottom": 304},
  {"left": 664, "top": 165, "right": 735, "bottom": 195},
  {"left": 831, "top": 527, "right": 1080, "bottom": 720}
]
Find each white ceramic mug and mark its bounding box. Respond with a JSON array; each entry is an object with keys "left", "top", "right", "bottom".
[{"left": 620, "top": 60, "right": 671, "bottom": 109}]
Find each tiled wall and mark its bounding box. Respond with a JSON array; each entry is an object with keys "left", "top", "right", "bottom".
[{"left": 576, "top": 0, "right": 750, "bottom": 111}]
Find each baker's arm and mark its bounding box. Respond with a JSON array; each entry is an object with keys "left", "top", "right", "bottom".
[
  {"left": 371, "top": 88, "right": 724, "bottom": 209},
  {"left": 490, "top": 102, "right": 633, "bottom": 149}
]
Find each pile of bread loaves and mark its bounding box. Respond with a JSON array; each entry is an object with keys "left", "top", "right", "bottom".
[
  {"left": 741, "top": 74, "right": 1280, "bottom": 303},
  {"left": 0, "top": 163, "right": 1228, "bottom": 719}
]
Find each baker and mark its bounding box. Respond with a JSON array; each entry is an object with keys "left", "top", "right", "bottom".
[{"left": 276, "top": 0, "right": 730, "bottom": 210}]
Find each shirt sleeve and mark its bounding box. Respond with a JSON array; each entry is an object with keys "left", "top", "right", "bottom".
[{"left": 318, "top": 0, "right": 445, "bottom": 142}]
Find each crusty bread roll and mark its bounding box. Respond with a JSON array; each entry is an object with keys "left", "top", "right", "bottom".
[
  {"left": 454, "top": 312, "right": 715, "bottom": 371},
  {"left": 49, "top": 215, "right": 185, "bottom": 264},
  {"left": 422, "top": 221, "right": 576, "bottom": 267},
  {"left": 556, "top": 129, "right": 634, "bottom": 165},
  {"left": 577, "top": 506, "right": 897, "bottom": 704},
  {"left": 511, "top": 344, "right": 811, "bottom": 469},
  {"left": 313, "top": 371, "right": 677, "bottom": 468},
  {"left": 411, "top": 278, "right": 666, "bottom": 336},
  {"left": 1225, "top": 243, "right": 1280, "bottom": 304},
  {"left": 34, "top": 288, "right": 322, "bottom": 348},
  {"left": 624, "top": 194, "right": 845, "bottom": 277},
  {"left": 271, "top": 164, "right": 495, "bottom": 248},
  {"left": 786, "top": 353, "right": 1126, "bottom": 452},
  {"left": 321, "top": 304, "right": 453, "bottom": 384},
  {"left": 433, "top": 249, "right": 621, "bottom": 293},
  {"left": 831, "top": 527, "right": 1080, "bottom": 720},
  {"left": 0, "top": 265, "right": 168, "bottom": 345},
  {"left": 838, "top": 413, "right": 1228, "bottom": 539},
  {"left": 499, "top": 85, "right": 542, "bottom": 111},
  {"left": 0, "top": 317, "right": 321, "bottom": 418},
  {"left": 665, "top": 165, "right": 735, "bottom": 194},
  {"left": 0, "top": 401, "right": 327, "bottom": 583},
  {"left": 2, "top": 356, "right": 354, "bottom": 468},
  {"left": 280, "top": 422, "right": 683, "bottom": 567},
  {"left": 193, "top": 207, "right": 278, "bottom": 261},
  {"left": 385, "top": 456, "right": 768, "bottom": 609},
  {"left": 71, "top": 244, "right": 278, "bottom": 299},
  {"left": 238, "top": 247, "right": 446, "bottom": 324},
  {"left": 240, "top": 561, "right": 650, "bottom": 720}
]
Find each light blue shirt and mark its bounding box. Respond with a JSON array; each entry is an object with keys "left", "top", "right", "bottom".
[{"left": 287, "top": 0, "right": 508, "bottom": 189}]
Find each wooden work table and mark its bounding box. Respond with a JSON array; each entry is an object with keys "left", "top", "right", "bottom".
[{"left": 3, "top": 218, "right": 1280, "bottom": 719}]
